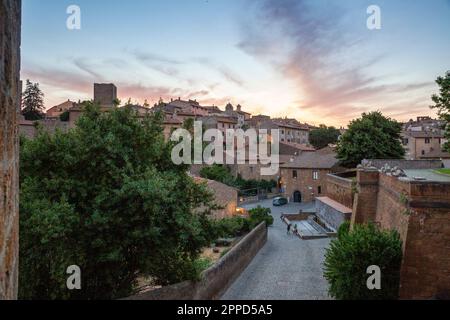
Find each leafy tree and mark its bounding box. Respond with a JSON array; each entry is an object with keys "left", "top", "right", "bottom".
[
  {"left": 309, "top": 125, "right": 341, "bottom": 149},
  {"left": 19, "top": 103, "right": 218, "bottom": 300},
  {"left": 324, "top": 223, "right": 403, "bottom": 300},
  {"left": 336, "top": 111, "right": 405, "bottom": 168},
  {"left": 430, "top": 71, "right": 450, "bottom": 152},
  {"left": 21, "top": 80, "right": 45, "bottom": 120}
]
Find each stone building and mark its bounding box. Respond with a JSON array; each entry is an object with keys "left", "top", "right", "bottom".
[
  {"left": 46, "top": 100, "right": 76, "bottom": 118},
  {"left": 0, "top": 0, "right": 21, "bottom": 300},
  {"left": 279, "top": 147, "right": 343, "bottom": 203},
  {"left": 402, "top": 131, "right": 449, "bottom": 160},
  {"left": 193, "top": 176, "right": 238, "bottom": 220}
]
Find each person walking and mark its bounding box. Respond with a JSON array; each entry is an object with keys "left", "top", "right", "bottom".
[{"left": 287, "top": 223, "right": 292, "bottom": 235}]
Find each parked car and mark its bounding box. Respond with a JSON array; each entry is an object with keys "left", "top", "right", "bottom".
[{"left": 273, "top": 197, "right": 288, "bottom": 206}]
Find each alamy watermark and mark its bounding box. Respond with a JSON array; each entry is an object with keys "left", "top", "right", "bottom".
[
  {"left": 170, "top": 122, "right": 280, "bottom": 176},
  {"left": 66, "top": 5, "right": 81, "bottom": 30},
  {"left": 367, "top": 265, "right": 381, "bottom": 290},
  {"left": 367, "top": 5, "right": 381, "bottom": 30},
  {"left": 66, "top": 265, "right": 82, "bottom": 290}
]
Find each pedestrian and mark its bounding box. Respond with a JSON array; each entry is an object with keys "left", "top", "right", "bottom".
[
  {"left": 287, "top": 223, "right": 292, "bottom": 235},
  {"left": 293, "top": 224, "right": 298, "bottom": 236}
]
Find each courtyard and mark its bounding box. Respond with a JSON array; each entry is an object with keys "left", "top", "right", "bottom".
[{"left": 222, "top": 199, "right": 331, "bottom": 300}]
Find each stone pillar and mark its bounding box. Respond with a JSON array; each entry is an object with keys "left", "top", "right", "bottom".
[
  {"left": 0, "top": 0, "right": 21, "bottom": 300},
  {"left": 351, "top": 169, "right": 380, "bottom": 226}
]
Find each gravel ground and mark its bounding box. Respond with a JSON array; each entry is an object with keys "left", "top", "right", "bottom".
[{"left": 221, "top": 199, "right": 332, "bottom": 300}]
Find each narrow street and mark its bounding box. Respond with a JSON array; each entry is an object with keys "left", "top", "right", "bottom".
[{"left": 222, "top": 200, "right": 331, "bottom": 300}]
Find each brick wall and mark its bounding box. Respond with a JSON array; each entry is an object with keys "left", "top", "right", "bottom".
[
  {"left": 0, "top": 0, "right": 21, "bottom": 300},
  {"left": 369, "top": 159, "right": 443, "bottom": 170},
  {"left": 326, "top": 173, "right": 354, "bottom": 208},
  {"left": 351, "top": 169, "right": 450, "bottom": 299}
]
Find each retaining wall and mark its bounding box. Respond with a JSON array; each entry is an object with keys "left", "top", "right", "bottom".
[{"left": 124, "top": 222, "right": 268, "bottom": 300}]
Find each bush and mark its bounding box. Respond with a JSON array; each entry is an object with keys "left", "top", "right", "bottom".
[
  {"left": 249, "top": 206, "right": 274, "bottom": 228},
  {"left": 323, "top": 223, "right": 403, "bottom": 300},
  {"left": 337, "top": 221, "right": 351, "bottom": 239},
  {"left": 213, "top": 216, "right": 250, "bottom": 238},
  {"left": 19, "top": 104, "right": 218, "bottom": 299}
]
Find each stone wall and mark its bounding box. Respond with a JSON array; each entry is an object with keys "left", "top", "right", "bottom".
[
  {"left": 368, "top": 159, "right": 443, "bottom": 170},
  {"left": 316, "top": 197, "right": 352, "bottom": 232},
  {"left": 351, "top": 169, "right": 450, "bottom": 299},
  {"left": 0, "top": 0, "right": 21, "bottom": 300},
  {"left": 19, "top": 118, "right": 69, "bottom": 139},
  {"left": 124, "top": 222, "right": 268, "bottom": 300},
  {"left": 326, "top": 173, "right": 354, "bottom": 209}
]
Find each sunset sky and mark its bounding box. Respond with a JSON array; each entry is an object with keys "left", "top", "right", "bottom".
[{"left": 22, "top": 0, "right": 450, "bottom": 127}]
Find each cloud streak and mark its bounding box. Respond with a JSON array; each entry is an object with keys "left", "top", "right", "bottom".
[{"left": 237, "top": 0, "right": 436, "bottom": 124}]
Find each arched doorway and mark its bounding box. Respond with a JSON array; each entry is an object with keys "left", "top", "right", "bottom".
[{"left": 293, "top": 191, "right": 302, "bottom": 203}]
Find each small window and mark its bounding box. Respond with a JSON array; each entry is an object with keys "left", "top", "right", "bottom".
[
  {"left": 318, "top": 186, "right": 322, "bottom": 194},
  {"left": 293, "top": 170, "right": 298, "bottom": 179},
  {"left": 425, "top": 138, "right": 431, "bottom": 144},
  {"left": 313, "top": 171, "right": 319, "bottom": 180},
  {"left": 422, "top": 150, "right": 426, "bottom": 156}
]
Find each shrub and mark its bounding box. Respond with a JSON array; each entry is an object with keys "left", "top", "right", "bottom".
[
  {"left": 213, "top": 216, "right": 250, "bottom": 238},
  {"left": 249, "top": 206, "right": 274, "bottom": 228},
  {"left": 323, "top": 223, "right": 403, "bottom": 300},
  {"left": 337, "top": 221, "right": 351, "bottom": 239}
]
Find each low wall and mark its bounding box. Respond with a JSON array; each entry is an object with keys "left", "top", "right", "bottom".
[
  {"left": 316, "top": 197, "right": 352, "bottom": 231},
  {"left": 368, "top": 159, "right": 443, "bottom": 170},
  {"left": 326, "top": 173, "right": 354, "bottom": 209},
  {"left": 124, "top": 222, "right": 268, "bottom": 300}
]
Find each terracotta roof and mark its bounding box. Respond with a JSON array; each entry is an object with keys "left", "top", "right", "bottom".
[
  {"left": 280, "top": 141, "right": 316, "bottom": 152},
  {"left": 403, "top": 131, "right": 445, "bottom": 139}
]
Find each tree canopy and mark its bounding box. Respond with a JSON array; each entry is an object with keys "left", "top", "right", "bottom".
[
  {"left": 309, "top": 125, "right": 341, "bottom": 149},
  {"left": 21, "top": 79, "right": 45, "bottom": 120},
  {"left": 19, "top": 103, "right": 218, "bottom": 299},
  {"left": 336, "top": 111, "right": 405, "bottom": 168},
  {"left": 430, "top": 71, "right": 450, "bottom": 152}
]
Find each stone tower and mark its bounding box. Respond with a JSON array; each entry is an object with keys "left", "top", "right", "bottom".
[{"left": 94, "top": 83, "right": 117, "bottom": 108}]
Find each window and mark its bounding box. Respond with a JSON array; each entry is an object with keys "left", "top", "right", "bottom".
[
  {"left": 313, "top": 171, "right": 319, "bottom": 180},
  {"left": 293, "top": 170, "right": 298, "bottom": 179},
  {"left": 425, "top": 138, "right": 431, "bottom": 144},
  {"left": 422, "top": 150, "right": 425, "bottom": 156},
  {"left": 318, "top": 186, "right": 322, "bottom": 194}
]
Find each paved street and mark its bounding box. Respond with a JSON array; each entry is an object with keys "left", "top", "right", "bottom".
[{"left": 222, "top": 199, "right": 332, "bottom": 300}]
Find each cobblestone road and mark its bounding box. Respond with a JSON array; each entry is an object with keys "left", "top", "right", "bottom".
[{"left": 222, "top": 200, "right": 332, "bottom": 300}]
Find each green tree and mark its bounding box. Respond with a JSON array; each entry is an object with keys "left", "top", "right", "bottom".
[
  {"left": 309, "top": 125, "right": 341, "bottom": 149},
  {"left": 21, "top": 80, "right": 45, "bottom": 120},
  {"left": 200, "top": 164, "right": 235, "bottom": 185},
  {"left": 430, "top": 71, "right": 450, "bottom": 152},
  {"left": 19, "top": 103, "right": 218, "bottom": 300},
  {"left": 324, "top": 223, "right": 403, "bottom": 300},
  {"left": 336, "top": 111, "right": 405, "bottom": 168}
]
